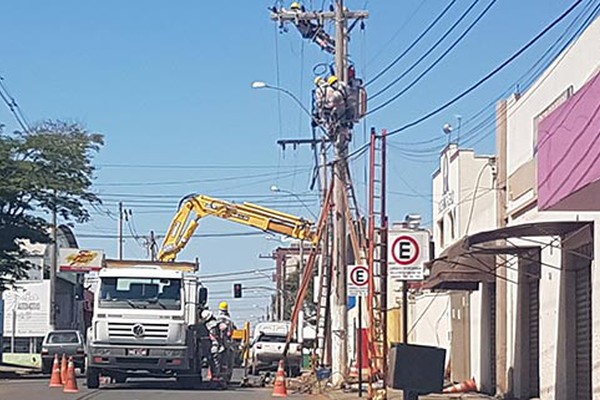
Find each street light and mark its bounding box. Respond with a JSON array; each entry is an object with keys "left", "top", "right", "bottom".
[
  {"left": 270, "top": 185, "right": 318, "bottom": 219},
  {"left": 251, "top": 81, "right": 319, "bottom": 128}
]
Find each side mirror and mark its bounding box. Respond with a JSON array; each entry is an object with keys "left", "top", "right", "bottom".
[{"left": 198, "top": 287, "right": 208, "bottom": 305}]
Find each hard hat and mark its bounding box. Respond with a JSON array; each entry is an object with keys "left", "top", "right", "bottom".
[
  {"left": 219, "top": 301, "right": 229, "bottom": 311},
  {"left": 290, "top": 2, "right": 302, "bottom": 10},
  {"left": 314, "top": 76, "right": 324, "bottom": 85},
  {"left": 327, "top": 75, "right": 339, "bottom": 85}
]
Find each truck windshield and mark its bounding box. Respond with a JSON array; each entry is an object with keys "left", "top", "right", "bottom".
[{"left": 99, "top": 277, "right": 182, "bottom": 310}]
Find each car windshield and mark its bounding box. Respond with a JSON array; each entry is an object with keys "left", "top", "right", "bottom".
[
  {"left": 99, "top": 277, "right": 182, "bottom": 310},
  {"left": 258, "top": 334, "right": 287, "bottom": 343},
  {"left": 47, "top": 332, "right": 79, "bottom": 344}
]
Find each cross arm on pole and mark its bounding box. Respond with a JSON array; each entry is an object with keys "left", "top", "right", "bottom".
[{"left": 270, "top": 11, "right": 369, "bottom": 22}]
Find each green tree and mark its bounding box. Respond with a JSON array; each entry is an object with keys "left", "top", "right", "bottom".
[
  {"left": 0, "top": 121, "right": 103, "bottom": 289},
  {"left": 283, "top": 270, "right": 316, "bottom": 320}
]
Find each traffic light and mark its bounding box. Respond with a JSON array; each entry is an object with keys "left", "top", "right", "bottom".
[{"left": 233, "top": 283, "right": 242, "bottom": 298}]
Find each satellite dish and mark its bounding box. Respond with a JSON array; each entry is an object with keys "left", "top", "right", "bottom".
[{"left": 442, "top": 123, "right": 453, "bottom": 134}]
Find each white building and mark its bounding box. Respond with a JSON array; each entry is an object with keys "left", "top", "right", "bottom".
[
  {"left": 422, "top": 15, "right": 600, "bottom": 400},
  {"left": 414, "top": 144, "right": 497, "bottom": 393},
  {"left": 498, "top": 15, "right": 600, "bottom": 400},
  {"left": 1, "top": 225, "right": 85, "bottom": 358}
]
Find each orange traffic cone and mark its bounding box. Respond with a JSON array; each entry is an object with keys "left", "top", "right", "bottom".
[
  {"left": 49, "top": 354, "right": 63, "bottom": 387},
  {"left": 207, "top": 366, "right": 213, "bottom": 381},
  {"left": 60, "top": 354, "right": 68, "bottom": 384},
  {"left": 272, "top": 360, "right": 288, "bottom": 397},
  {"left": 63, "top": 357, "right": 79, "bottom": 393},
  {"left": 443, "top": 377, "right": 477, "bottom": 393}
]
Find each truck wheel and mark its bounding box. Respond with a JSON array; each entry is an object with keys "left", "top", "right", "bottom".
[
  {"left": 86, "top": 368, "right": 100, "bottom": 389},
  {"left": 41, "top": 360, "right": 52, "bottom": 375},
  {"left": 176, "top": 374, "right": 196, "bottom": 389}
]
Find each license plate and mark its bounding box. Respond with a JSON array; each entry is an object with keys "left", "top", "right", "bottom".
[{"left": 127, "top": 348, "right": 148, "bottom": 356}]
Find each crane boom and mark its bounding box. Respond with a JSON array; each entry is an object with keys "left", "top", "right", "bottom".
[{"left": 158, "top": 195, "right": 316, "bottom": 262}]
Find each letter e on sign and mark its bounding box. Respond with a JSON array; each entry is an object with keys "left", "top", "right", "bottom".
[{"left": 391, "top": 236, "right": 420, "bottom": 265}]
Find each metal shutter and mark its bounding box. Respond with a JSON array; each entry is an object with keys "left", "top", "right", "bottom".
[
  {"left": 488, "top": 283, "right": 497, "bottom": 395},
  {"left": 575, "top": 250, "right": 592, "bottom": 400},
  {"left": 528, "top": 277, "right": 540, "bottom": 397}
]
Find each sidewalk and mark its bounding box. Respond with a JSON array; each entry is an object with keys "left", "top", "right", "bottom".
[
  {"left": 322, "top": 388, "right": 494, "bottom": 400},
  {"left": 0, "top": 363, "right": 40, "bottom": 379}
]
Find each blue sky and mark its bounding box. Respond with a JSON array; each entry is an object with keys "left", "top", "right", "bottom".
[{"left": 0, "top": 0, "right": 592, "bottom": 324}]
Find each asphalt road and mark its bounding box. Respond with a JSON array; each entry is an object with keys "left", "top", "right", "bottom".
[{"left": 0, "top": 369, "right": 314, "bottom": 400}]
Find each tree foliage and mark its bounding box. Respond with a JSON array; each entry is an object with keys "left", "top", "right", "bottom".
[
  {"left": 283, "top": 270, "right": 316, "bottom": 320},
  {"left": 0, "top": 121, "right": 103, "bottom": 289}
]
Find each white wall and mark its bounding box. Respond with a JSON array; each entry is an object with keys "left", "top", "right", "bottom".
[
  {"left": 412, "top": 292, "right": 451, "bottom": 365},
  {"left": 506, "top": 16, "right": 600, "bottom": 178},
  {"left": 504, "top": 15, "right": 600, "bottom": 400}
]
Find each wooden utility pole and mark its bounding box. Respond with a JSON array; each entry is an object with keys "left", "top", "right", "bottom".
[
  {"left": 118, "top": 202, "right": 124, "bottom": 260},
  {"left": 270, "top": 2, "right": 368, "bottom": 386}
]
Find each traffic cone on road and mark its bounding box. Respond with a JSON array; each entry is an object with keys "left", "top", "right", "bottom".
[
  {"left": 60, "top": 353, "right": 68, "bottom": 384},
  {"left": 443, "top": 377, "right": 477, "bottom": 393},
  {"left": 63, "top": 357, "right": 79, "bottom": 393},
  {"left": 272, "top": 360, "right": 288, "bottom": 397},
  {"left": 49, "top": 354, "right": 63, "bottom": 387}
]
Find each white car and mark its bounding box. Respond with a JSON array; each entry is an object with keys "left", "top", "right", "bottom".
[{"left": 249, "top": 321, "right": 302, "bottom": 376}]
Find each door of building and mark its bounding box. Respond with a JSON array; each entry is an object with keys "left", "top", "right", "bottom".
[{"left": 450, "top": 291, "right": 471, "bottom": 382}]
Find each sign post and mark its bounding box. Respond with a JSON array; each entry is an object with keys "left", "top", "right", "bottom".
[{"left": 388, "top": 230, "right": 429, "bottom": 400}]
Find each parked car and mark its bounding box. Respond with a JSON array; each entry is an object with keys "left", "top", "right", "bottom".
[
  {"left": 248, "top": 321, "right": 302, "bottom": 377},
  {"left": 41, "top": 330, "right": 86, "bottom": 374}
]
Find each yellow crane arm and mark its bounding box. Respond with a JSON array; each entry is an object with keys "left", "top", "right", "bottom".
[{"left": 158, "top": 195, "right": 316, "bottom": 262}]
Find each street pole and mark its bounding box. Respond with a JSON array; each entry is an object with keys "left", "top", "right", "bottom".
[
  {"left": 118, "top": 202, "right": 124, "bottom": 260},
  {"left": 268, "top": 2, "right": 368, "bottom": 385},
  {"left": 330, "top": 0, "right": 349, "bottom": 386},
  {"left": 50, "top": 189, "right": 58, "bottom": 329},
  {"left": 358, "top": 295, "right": 363, "bottom": 397}
]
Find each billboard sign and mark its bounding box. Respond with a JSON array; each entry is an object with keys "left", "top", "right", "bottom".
[
  {"left": 2, "top": 281, "right": 52, "bottom": 337},
  {"left": 59, "top": 248, "right": 104, "bottom": 272}
]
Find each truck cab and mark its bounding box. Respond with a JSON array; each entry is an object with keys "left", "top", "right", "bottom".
[{"left": 86, "top": 265, "right": 208, "bottom": 388}]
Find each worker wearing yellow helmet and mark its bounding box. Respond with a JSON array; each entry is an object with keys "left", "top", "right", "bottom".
[
  {"left": 218, "top": 301, "right": 230, "bottom": 317},
  {"left": 290, "top": 2, "right": 304, "bottom": 11}
]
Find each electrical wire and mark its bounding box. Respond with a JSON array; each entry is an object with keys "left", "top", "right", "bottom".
[
  {"left": 0, "top": 76, "right": 31, "bottom": 132},
  {"left": 94, "top": 169, "right": 307, "bottom": 187},
  {"left": 385, "top": 0, "right": 585, "bottom": 138},
  {"left": 366, "top": 0, "right": 428, "bottom": 68},
  {"left": 368, "top": 0, "right": 497, "bottom": 110},
  {"left": 366, "top": 0, "right": 457, "bottom": 86},
  {"left": 397, "top": 0, "right": 600, "bottom": 155}
]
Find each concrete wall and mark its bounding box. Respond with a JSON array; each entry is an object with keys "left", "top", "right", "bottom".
[{"left": 503, "top": 15, "right": 600, "bottom": 399}]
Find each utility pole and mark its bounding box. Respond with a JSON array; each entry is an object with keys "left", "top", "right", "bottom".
[
  {"left": 50, "top": 189, "right": 58, "bottom": 329},
  {"left": 331, "top": 0, "right": 350, "bottom": 385},
  {"left": 118, "top": 202, "right": 124, "bottom": 260},
  {"left": 270, "top": 2, "right": 368, "bottom": 386}
]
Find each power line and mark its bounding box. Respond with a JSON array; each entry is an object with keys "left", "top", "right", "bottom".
[
  {"left": 75, "top": 231, "right": 266, "bottom": 239},
  {"left": 392, "top": 0, "right": 600, "bottom": 154},
  {"left": 94, "top": 168, "right": 308, "bottom": 187},
  {"left": 0, "top": 76, "right": 31, "bottom": 132},
  {"left": 368, "top": 0, "right": 497, "bottom": 112},
  {"left": 97, "top": 163, "right": 309, "bottom": 170},
  {"left": 385, "top": 0, "right": 585, "bottom": 137},
  {"left": 366, "top": 0, "right": 457, "bottom": 87},
  {"left": 366, "top": 0, "right": 428, "bottom": 68}
]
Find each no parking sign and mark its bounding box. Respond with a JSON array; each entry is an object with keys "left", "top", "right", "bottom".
[
  {"left": 388, "top": 230, "right": 430, "bottom": 281},
  {"left": 347, "top": 265, "right": 369, "bottom": 296}
]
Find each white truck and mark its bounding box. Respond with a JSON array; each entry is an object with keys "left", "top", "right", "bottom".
[
  {"left": 248, "top": 321, "right": 302, "bottom": 377},
  {"left": 86, "top": 262, "right": 210, "bottom": 388}
]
